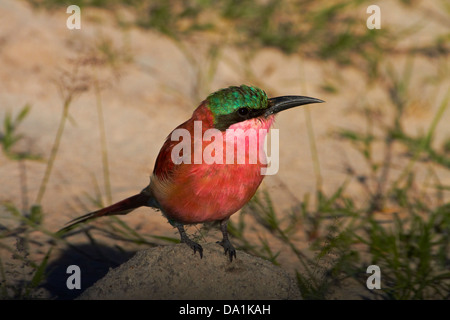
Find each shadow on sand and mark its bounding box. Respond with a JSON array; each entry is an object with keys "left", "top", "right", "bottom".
[{"left": 43, "top": 243, "right": 136, "bottom": 299}]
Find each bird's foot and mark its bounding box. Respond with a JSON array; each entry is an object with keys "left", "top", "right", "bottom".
[
  {"left": 217, "top": 239, "right": 237, "bottom": 262},
  {"left": 176, "top": 224, "right": 203, "bottom": 259},
  {"left": 181, "top": 237, "right": 203, "bottom": 259}
]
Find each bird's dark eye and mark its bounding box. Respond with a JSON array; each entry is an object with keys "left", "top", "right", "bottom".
[{"left": 237, "top": 107, "right": 249, "bottom": 117}]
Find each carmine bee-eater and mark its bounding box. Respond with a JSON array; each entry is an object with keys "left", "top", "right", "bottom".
[{"left": 61, "top": 85, "right": 323, "bottom": 261}]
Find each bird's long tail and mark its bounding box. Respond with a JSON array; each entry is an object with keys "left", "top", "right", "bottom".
[{"left": 59, "top": 192, "right": 153, "bottom": 233}]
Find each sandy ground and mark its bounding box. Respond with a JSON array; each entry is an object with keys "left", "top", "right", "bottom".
[
  {"left": 0, "top": 0, "right": 449, "bottom": 299},
  {"left": 77, "top": 243, "right": 302, "bottom": 300}
]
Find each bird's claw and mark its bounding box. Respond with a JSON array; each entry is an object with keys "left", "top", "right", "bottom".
[
  {"left": 182, "top": 238, "right": 203, "bottom": 259},
  {"left": 217, "top": 239, "right": 237, "bottom": 262}
]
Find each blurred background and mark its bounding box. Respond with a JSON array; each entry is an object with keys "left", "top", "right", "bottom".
[{"left": 0, "top": 0, "right": 449, "bottom": 299}]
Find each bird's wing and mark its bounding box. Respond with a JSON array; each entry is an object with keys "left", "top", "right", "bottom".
[
  {"left": 152, "top": 102, "right": 214, "bottom": 182},
  {"left": 153, "top": 118, "right": 192, "bottom": 181}
]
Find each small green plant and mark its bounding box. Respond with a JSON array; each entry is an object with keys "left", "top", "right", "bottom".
[
  {"left": 0, "top": 104, "right": 40, "bottom": 161},
  {"left": 358, "top": 209, "right": 450, "bottom": 299},
  {"left": 35, "top": 62, "right": 90, "bottom": 206},
  {"left": 0, "top": 232, "right": 53, "bottom": 299}
]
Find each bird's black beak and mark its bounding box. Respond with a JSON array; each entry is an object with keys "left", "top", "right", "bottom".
[{"left": 265, "top": 95, "right": 324, "bottom": 117}]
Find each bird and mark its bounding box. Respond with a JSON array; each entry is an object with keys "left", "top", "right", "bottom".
[{"left": 60, "top": 85, "right": 323, "bottom": 261}]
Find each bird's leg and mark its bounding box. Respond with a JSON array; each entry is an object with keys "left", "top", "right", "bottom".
[
  {"left": 217, "top": 218, "right": 236, "bottom": 262},
  {"left": 176, "top": 224, "right": 203, "bottom": 259}
]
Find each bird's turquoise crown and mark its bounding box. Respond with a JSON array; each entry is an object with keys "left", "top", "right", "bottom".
[{"left": 206, "top": 85, "right": 268, "bottom": 116}]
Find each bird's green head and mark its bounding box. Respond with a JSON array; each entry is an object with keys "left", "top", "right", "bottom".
[{"left": 206, "top": 85, "right": 324, "bottom": 131}]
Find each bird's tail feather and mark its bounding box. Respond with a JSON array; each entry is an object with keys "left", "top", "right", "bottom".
[{"left": 59, "top": 192, "right": 151, "bottom": 233}]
